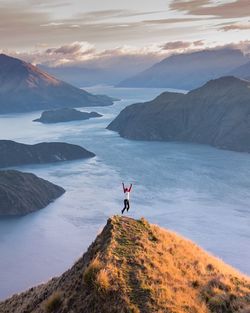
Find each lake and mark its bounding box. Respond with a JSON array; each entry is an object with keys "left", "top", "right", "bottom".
[{"left": 0, "top": 86, "right": 249, "bottom": 300}]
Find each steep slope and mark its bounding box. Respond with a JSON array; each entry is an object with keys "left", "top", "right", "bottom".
[
  {"left": 33, "top": 108, "right": 102, "bottom": 124},
  {"left": 118, "top": 49, "right": 248, "bottom": 90},
  {"left": 1, "top": 216, "right": 249, "bottom": 313},
  {"left": 0, "top": 54, "right": 113, "bottom": 114},
  {"left": 0, "top": 170, "right": 65, "bottom": 216},
  {"left": 108, "top": 76, "right": 250, "bottom": 153},
  {"left": 0, "top": 140, "right": 95, "bottom": 168}
]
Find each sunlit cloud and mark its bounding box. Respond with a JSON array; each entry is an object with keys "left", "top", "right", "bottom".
[
  {"left": 160, "top": 40, "right": 204, "bottom": 51},
  {"left": 170, "top": 0, "right": 250, "bottom": 19},
  {"left": 220, "top": 22, "right": 250, "bottom": 32}
]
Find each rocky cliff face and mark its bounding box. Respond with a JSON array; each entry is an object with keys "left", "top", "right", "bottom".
[
  {"left": 0, "top": 140, "right": 95, "bottom": 168},
  {"left": 0, "top": 170, "right": 65, "bottom": 216},
  {"left": 33, "top": 108, "right": 102, "bottom": 124},
  {"left": 0, "top": 216, "right": 249, "bottom": 312},
  {"left": 108, "top": 76, "right": 250, "bottom": 153},
  {"left": 0, "top": 54, "right": 113, "bottom": 114}
]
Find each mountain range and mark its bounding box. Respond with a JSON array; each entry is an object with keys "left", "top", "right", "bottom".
[
  {"left": 0, "top": 54, "right": 113, "bottom": 114},
  {"left": 108, "top": 76, "right": 250, "bottom": 153},
  {"left": 118, "top": 49, "right": 249, "bottom": 90},
  {"left": 1, "top": 216, "right": 249, "bottom": 312}
]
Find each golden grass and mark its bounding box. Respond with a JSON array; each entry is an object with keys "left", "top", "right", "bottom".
[
  {"left": 91, "top": 215, "right": 250, "bottom": 313},
  {"left": 5, "top": 215, "right": 248, "bottom": 313},
  {"left": 44, "top": 292, "right": 62, "bottom": 313}
]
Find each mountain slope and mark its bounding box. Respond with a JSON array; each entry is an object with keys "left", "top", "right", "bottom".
[
  {"left": 0, "top": 170, "right": 65, "bottom": 216},
  {"left": 109, "top": 76, "right": 250, "bottom": 153},
  {"left": 0, "top": 140, "right": 95, "bottom": 168},
  {"left": 230, "top": 61, "right": 250, "bottom": 81},
  {"left": 1, "top": 216, "right": 249, "bottom": 313},
  {"left": 118, "top": 49, "right": 248, "bottom": 90},
  {"left": 0, "top": 54, "right": 113, "bottom": 114}
]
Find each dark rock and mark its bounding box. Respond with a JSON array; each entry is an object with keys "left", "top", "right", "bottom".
[
  {"left": 33, "top": 108, "right": 102, "bottom": 124},
  {"left": 0, "top": 170, "right": 65, "bottom": 216},
  {"left": 0, "top": 140, "right": 95, "bottom": 168},
  {"left": 108, "top": 76, "right": 250, "bottom": 153}
]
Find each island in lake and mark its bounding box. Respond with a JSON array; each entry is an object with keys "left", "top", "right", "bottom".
[
  {"left": 0, "top": 140, "right": 95, "bottom": 168},
  {"left": 33, "top": 108, "right": 102, "bottom": 124},
  {"left": 0, "top": 170, "right": 65, "bottom": 216}
]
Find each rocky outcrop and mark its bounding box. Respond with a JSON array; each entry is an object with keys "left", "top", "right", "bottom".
[
  {"left": 0, "top": 216, "right": 249, "bottom": 312},
  {"left": 0, "top": 170, "right": 65, "bottom": 216},
  {"left": 0, "top": 54, "right": 113, "bottom": 114},
  {"left": 108, "top": 76, "right": 250, "bottom": 153},
  {"left": 33, "top": 108, "right": 102, "bottom": 124},
  {"left": 0, "top": 140, "right": 95, "bottom": 168}
]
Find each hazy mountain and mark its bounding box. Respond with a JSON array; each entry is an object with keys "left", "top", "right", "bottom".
[
  {"left": 39, "top": 54, "right": 161, "bottom": 88},
  {"left": 1, "top": 216, "right": 249, "bottom": 312},
  {"left": 118, "top": 49, "right": 249, "bottom": 90},
  {"left": 108, "top": 76, "right": 250, "bottom": 153},
  {"left": 33, "top": 108, "right": 102, "bottom": 124},
  {"left": 0, "top": 140, "right": 95, "bottom": 168},
  {"left": 38, "top": 65, "right": 110, "bottom": 88},
  {"left": 0, "top": 170, "right": 65, "bottom": 216},
  {"left": 229, "top": 60, "right": 250, "bottom": 81},
  {"left": 0, "top": 54, "right": 113, "bottom": 114}
]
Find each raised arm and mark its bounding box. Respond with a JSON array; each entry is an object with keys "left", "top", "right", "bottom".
[
  {"left": 129, "top": 184, "right": 132, "bottom": 192},
  {"left": 122, "top": 183, "right": 125, "bottom": 193}
]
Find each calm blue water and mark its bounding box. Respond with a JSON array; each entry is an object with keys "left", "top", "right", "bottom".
[{"left": 0, "top": 86, "right": 250, "bottom": 300}]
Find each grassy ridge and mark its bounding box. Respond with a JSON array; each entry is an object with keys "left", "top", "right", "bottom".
[{"left": 1, "top": 216, "right": 250, "bottom": 313}]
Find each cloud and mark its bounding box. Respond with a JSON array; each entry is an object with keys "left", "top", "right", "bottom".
[
  {"left": 3, "top": 39, "right": 250, "bottom": 70},
  {"left": 1, "top": 42, "right": 166, "bottom": 67},
  {"left": 193, "top": 40, "right": 204, "bottom": 46},
  {"left": 71, "top": 9, "right": 163, "bottom": 22},
  {"left": 221, "top": 40, "right": 250, "bottom": 53},
  {"left": 220, "top": 22, "right": 250, "bottom": 32},
  {"left": 170, "top": 0, "right": 250, "bottom": 19},
  {"left": 141, "top": 17, "right": 203, "bottom": 25},
  {"left": 46, "top": 42, "right": 95, "bottom": 57},
  {"left": 160, "top": 40, "right": 204, "bottom": 50}
]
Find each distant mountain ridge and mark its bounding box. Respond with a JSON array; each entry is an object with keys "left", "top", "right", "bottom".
[
  {"left": 0, "top": 170, "right": 65, "bottom": 216},
  {"left": 230, "top": 60, "right": 250, "bottom": 81},
  {"left": 0, "top": 140, "right": 95, "bottom": 168},
  {"left": 118, "top": 48, "right": 249, "bottom": 90},
  {"left": 109, "top": 76, "right": 250, "bottom": 153},
  {"left": 1, "top": 216, "right": 249, "bottom": 312},
  {"left": 0, "top": 54, "right": 113, "bottom": 114}
]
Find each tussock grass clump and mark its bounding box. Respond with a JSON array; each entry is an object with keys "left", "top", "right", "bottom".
[
  {"left": 95, "top": 269, "right": 110, "bottom": 293},
  {"left": 44, "top": 292, "right": 62, "bottom": 313},
  {"left": 83, "top": 257, "right": 102, "bottom": 287}
]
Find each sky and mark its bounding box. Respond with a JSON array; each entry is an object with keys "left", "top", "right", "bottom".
[{"left": 0, "top": 0, "right": 250, "bottom": 66}]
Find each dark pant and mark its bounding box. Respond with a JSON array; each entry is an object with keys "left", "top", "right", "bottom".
[{"left": 122, "top": 199, "right": 130, "bottom": 214}]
